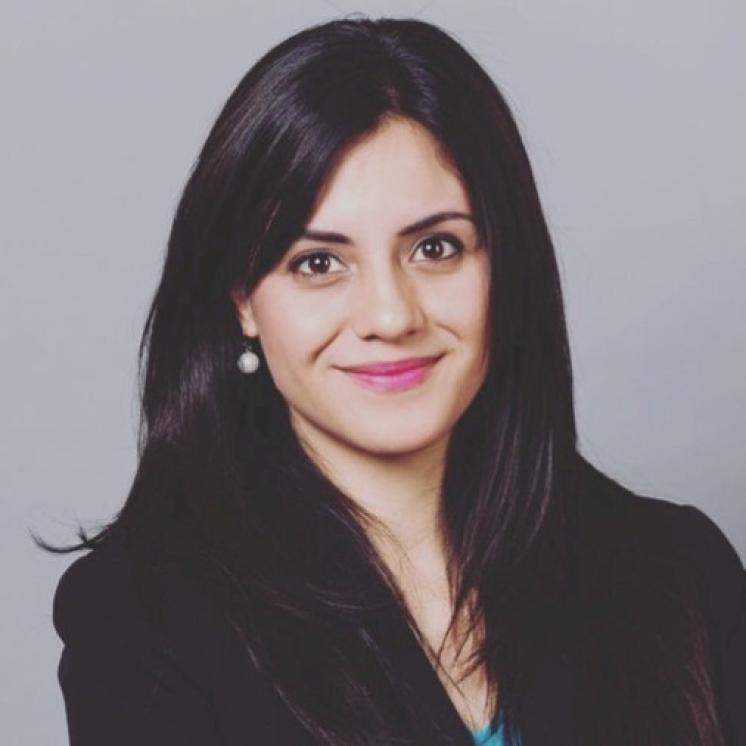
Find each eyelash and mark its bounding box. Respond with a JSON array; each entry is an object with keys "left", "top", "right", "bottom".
[{"left": 288, "top": 234, "right": 465, "bottom": 278}]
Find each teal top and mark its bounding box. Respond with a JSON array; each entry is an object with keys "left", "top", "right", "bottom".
[
  {"left": 470, "top": 722, "right": 504, "bottom": 745},
  {"left": 469, "top": 709, "right": 513, "bottom": 746}
]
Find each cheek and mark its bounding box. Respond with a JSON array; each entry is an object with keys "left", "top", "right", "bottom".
[
  {"left": 250, "top": 286, "right": 335, "bottom": 392},
  {"left": 448, "top": 260, "right": 491, "bottom": 384},
  {"left": 429, "top": 258, "right": 490, "bottom": 336}
]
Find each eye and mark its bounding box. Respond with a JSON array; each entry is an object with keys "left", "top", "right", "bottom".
[
  {"left": 288, "top": 251, "right": 346, "bottom": 278},
  {"left": 287, "top": 234, "right": 464, "bottom": 279},
  {"left": 412, "top": 234, "right": 464, "bottom": 262}
]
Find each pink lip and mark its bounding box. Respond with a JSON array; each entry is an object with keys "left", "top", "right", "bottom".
[
  {"left": 338, "top": 355, "right": 442, "bottom": 393},
  {"left": 339, "top": 355, "right": 441, "bottom": 375}
]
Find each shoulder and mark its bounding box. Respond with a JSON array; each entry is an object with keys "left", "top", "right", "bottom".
[
  {"left": 52, "top": 535, "right": 223, "bottom": 743},
  {"left": 53, "top": 533, "right": 253, "bottom": 681},
  {"left": 53, "top": 535, "right": 149, "bottom": 651},
  {"left": 53, "top": 535, "right": 192, "bottom": 656},
  {"left": 53, "top": 534, "right": 218, "bottom": 695},
  {"left": 569, "top": 459, "right": 745, "bottom": 648},
  {"left": 568, "top": 460, "right": 746, "bottom": 744},
  {"left": 52, "top": 534, "right": 308, "bottom": 744}
]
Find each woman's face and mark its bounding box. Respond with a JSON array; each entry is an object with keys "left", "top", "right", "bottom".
[{"left": 232, "top": 117, "right": 490, "bottom": 458}]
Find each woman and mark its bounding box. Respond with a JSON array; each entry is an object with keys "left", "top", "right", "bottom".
[{"left": 46, "top": 16, "right": 744, "bottom": 746}]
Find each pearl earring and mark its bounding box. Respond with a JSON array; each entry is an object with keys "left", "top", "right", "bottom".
[{"left": 237, "top": 335, "right": 261, "bottom": 374}]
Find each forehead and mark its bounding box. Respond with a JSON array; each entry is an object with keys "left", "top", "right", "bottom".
[{"left": 306, "top": 118, "right": 471, "bottom": 231}]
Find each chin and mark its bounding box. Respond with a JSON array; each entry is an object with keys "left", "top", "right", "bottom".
[{"left": 348, "top": 424, "right": 450, "bottom": 458}]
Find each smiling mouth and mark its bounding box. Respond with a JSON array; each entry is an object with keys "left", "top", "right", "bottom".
[
  {"left": 338, "top": 355, "right": 442, "bottom": 393},
  {"left": 338, "top": 354, "right": 442, "bottom": 375}
]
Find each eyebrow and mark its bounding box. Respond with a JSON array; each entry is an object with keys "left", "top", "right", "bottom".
[{"left": 298, "top": 210, "right": 475, "bottom": 244}]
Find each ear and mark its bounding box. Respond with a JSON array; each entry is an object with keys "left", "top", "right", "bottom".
[{"left": 230, "top": 287, "right": 260, "bottom": 338}]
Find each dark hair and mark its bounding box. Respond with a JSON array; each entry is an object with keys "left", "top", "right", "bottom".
[{"left": 39, "top": 16, "right": 723, "bottom": 746}]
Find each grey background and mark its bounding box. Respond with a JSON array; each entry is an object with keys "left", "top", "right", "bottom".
[{"left": 2, "top": 1, "right": 744, "bottom": 742}]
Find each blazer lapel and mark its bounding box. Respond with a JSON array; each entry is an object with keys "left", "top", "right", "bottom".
[
  {"left": 378, "top": 600, "right": 582, "bottom": 746},
  {"left": 363, "top": 581, "right": 583, "bottom": 746}
]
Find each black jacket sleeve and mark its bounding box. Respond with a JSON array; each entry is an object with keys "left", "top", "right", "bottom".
[
  {"left": 53, "top": 545, "right": 222, "bottom": 746},
  {"left": 683, "top": 505, "right": 746, "bottom": 746}
]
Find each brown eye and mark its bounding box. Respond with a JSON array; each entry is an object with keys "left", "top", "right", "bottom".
[
  {"left": 289, "top": 251, "right": 345, "bottom": 277},
  {"left": 413, "top": 235, "right": 464, "bottom": 262}
]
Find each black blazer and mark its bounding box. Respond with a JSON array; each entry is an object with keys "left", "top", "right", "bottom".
[{"left": 53, "top": 475, "right": 746, "bottom": 746}]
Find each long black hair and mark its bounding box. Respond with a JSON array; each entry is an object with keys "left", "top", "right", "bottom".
[{"left": 39, "top": 16, "right": 724, "bottom": 746}]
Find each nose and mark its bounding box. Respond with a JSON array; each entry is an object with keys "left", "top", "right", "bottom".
[{"left": 349, "top": 257, "right": 425, "bottom": 341}]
